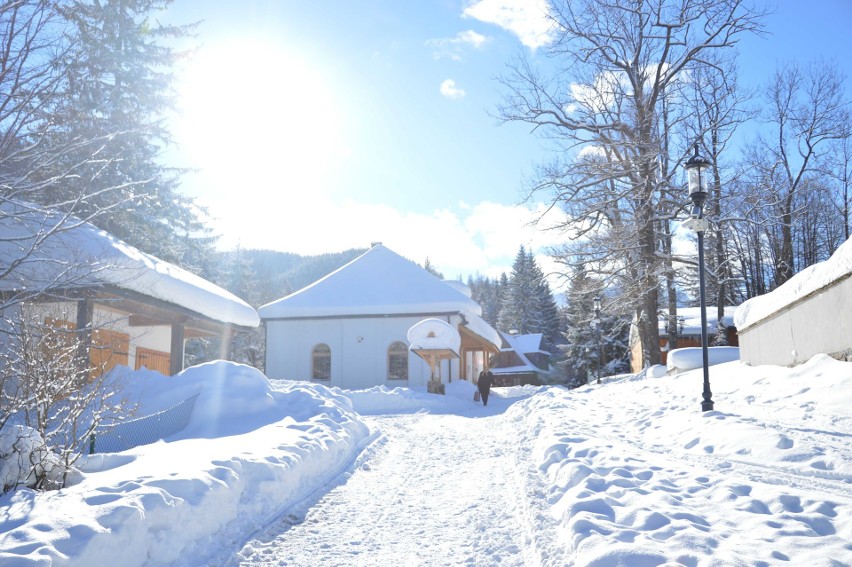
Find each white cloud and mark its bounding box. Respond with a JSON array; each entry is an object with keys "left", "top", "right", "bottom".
[
  {"left": 463, "top": 0, "right": 555, "bottom": 50},
  {"left": 426, "top": 30, "right": 490, "bottom": 61},
  {"left": 440, "top": 79, "right": 466, "bottom": 99}
]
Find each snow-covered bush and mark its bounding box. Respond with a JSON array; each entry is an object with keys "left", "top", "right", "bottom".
[
  {"left": 0, "top": 425, "right": 66, "bottom": 493},
  {"left": 1, "top": 314, "right": 132, "bottom": 493}
]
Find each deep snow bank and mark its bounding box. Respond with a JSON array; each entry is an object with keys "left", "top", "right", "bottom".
[
  {"left": 503, "top": 356, "right": 852, "bottom": 566},
  {"left": 0, "top": 362, "right": 371, "bottom": 567}
]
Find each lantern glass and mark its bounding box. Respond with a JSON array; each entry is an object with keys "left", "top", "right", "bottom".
[
  {"left": 685, "top": 144, "right": 711, "bottom": 198},
  {"left": 687, "top": 165, "right": 707, "bottom": 196}
]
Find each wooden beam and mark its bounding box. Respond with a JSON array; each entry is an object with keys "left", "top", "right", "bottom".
[
  {"left": 75, "top": 299, "right": 94, "bottom": 376},
  {"left": 169, "top": 323, "right": 185, "bottom": 376}
]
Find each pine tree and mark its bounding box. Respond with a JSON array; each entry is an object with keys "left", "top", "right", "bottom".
[
  {"left": 528, "top": 252, "right": 562, "bottom": 352},
  {"left": 32, "top": 0, "right": 210, "bottom": 267},
  {"left": 561, "top": 265, "right": 598, "bottom": 386},
  {"left": 498, "top": 247, "right": 533, "bottom": 334},
  {"left": 422, "top": 257, "right": 444, "bottom": 279},
  {"left": 560, "top": 264, "right": 631, "bottom": 385},
  {"left": 497, "top": 246, "right": 563, "bottom": 351},
  {"left": 467, "top": 274, "right": 503, "bottom": 327}
]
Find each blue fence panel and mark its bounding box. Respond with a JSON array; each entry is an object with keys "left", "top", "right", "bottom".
[{"left": 89, "top": 393, "right": 199, "bottom": 454}]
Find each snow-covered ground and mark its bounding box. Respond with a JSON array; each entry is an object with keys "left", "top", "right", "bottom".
[{"left": 1, "top": 357, "right": 851, "bottom": 566}]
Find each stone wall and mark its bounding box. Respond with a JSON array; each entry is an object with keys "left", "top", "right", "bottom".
[{"left": 738, "top": 274, "right": 852, "bottom": 366}]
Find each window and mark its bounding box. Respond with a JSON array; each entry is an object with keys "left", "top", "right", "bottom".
[
  {"left": 312, "top": 343, "right": 331, "bottom": 380},
  {"left": 388, "top": 341, "right": 408, "bottom": 380}
]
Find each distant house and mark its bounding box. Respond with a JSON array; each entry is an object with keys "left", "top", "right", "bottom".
[
  {"left": 489, "top": 332, "right": 552, "bottom": 386},
  {"left": 0, "top": 201, "right": 259, "bottom": 377},
  {"left": 736, "top": 236, "right": 852, "bottom": 366},
  {"left": 258, "top": 243, "right": 501, "bottom": 390},
  {"left": 629, "top": 306, "right": 739, "bottom": 373}
]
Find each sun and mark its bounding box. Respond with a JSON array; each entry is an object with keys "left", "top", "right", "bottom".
[{"left": 174, "top": 38, "right": 347, "bottom": 195}]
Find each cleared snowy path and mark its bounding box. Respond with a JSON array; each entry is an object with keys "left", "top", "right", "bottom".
[{"left": 227, "top": 409, "right": 539, "bottom": 566}]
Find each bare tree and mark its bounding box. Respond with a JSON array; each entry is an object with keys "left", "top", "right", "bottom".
[
  {"left": 744, "top": 60, "right": 851, "bottom": 288},
  {"left": 678, "top": 54, "right": 756, "bottom": 343},
  {"left": 499, "top": 0, "right": 765, "bottom": 368},
  {"left": 830, "top": 137, "right": 852, "bottom": 242}
]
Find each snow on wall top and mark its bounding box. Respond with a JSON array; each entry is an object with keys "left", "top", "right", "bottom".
[
  {"left": 734, "top": 236, "right": 852, "bottom": 331},
  {"left": 258, "top": 244, "right": 483, "bottom": 319},
  {"left": 0, "top": 201, "right": 259, "bottom": 328}
]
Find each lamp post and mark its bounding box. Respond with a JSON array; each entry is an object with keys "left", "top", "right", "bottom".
[
  {"left": 684, "top": 144, "right": 714, "bottom": 412},
  {"left": 592, "top": 296, "right": 602, "bottom": 384}
]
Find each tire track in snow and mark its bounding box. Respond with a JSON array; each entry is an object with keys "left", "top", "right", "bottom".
[{"left": 228, "top": 411, "right": 537, "bottom": 566}]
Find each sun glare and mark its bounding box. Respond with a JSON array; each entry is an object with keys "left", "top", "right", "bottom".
[{"left": 175, "top": 38, "right": 346, "bottom": 198}]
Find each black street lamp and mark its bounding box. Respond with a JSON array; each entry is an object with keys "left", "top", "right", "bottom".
[
  {"left": 592, "top": 296, "right": 602, "bottom": 384},
  {"left": 684, "top": 144, "right": 714, "bottom": 412}
]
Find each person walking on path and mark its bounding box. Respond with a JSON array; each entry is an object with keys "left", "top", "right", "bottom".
[{"left": 477, "top": 370, "right": 493, "bottom": 406}]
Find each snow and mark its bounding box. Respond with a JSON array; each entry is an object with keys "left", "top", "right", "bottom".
[
  {"left": 735, "top": 237, "right": 852, "bottom": 331},
  {"left": 667, "top": 346, "right": 741, "bottom": 373},
  {"left": 0, "top": 200, "right": 259, "bottom": 328},
  {"left": 507, "top": 332, "right": 546, "bottom": 355},
  {"left": 407, "top": 317, "right": 461, "bottom": 354},
  {"left": 462, "top": 311, "right": 502, "bottom": 350},
  {"left": 1, "top": 356, "right": 850, "bottom": 566},
  {"left": 658, "top": 306, "right": 737, "bottom": 336},
  {"left": 258, "top": 244, "right": 484, "bottom": 320}
]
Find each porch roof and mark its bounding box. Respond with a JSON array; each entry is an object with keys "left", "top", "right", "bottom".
[{"left": 0, "top": 201, "right": 258, "bottom": 329}]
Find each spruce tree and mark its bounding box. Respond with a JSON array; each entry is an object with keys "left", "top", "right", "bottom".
[
  {"left": 34, "top": 0, "right": 210, "bottom": 267},
  {"left": 467, "top": 274, "right": 504, "bottom": 328},
  {"left": 498, "top": 247, "right": 533, "bottom": 334},
  {"left": 561, "top": 264, "right": 598, "bottom": 385},
  {"left": 422, "top": 257, "right": 444, "bottom": 279},
  {"left": 528, "top": 251, "right": 562, "bottom": 352},
  {"left": 497, "top": 246, "right": 563, "bottom": 352}
]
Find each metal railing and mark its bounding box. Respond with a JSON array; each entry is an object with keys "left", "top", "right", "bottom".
[{"left": 87, "top": 393, "right": 199, "bottom": 454}]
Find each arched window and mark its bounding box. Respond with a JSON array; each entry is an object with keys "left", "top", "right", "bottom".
[
  {"left": 388, "top": 341, "right": 408, "bottom": 380},
  {"left": 312, "top": 343, "right": 331, "bottom": 380}
]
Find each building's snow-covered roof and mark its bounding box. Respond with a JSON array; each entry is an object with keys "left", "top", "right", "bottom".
[
  {"left": 0, "top": 201, "right": 259, "bottom": 328},
  {"left": 508, "top": 332, "right": 547, "bottom": 356},
  {"left": 735, "top": 236, "right": 852, "bottom": 331},
  {"left": 491, "top": 331, "right": 549, "bottom": 376},
  {"left": 259, "top": 244, "right": 483, "bottom": 319},
  {"left": 462, "top": 312, "right": 501, "bottom": 351}
]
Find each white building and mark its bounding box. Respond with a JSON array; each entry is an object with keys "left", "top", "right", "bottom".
[{"left": 259, "top": 244, "right": 501, "bottom": 390}]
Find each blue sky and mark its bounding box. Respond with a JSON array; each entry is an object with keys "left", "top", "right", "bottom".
[{"left": 164, "top": 0, "right": 852, "bottom": 287}]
